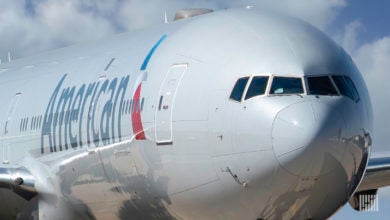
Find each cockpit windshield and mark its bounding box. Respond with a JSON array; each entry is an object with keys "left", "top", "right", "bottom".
[
  {"left": 245, "top": 76, "right": 269, "bottom": 100},
  {"left": 332, "top": 75, "right": 360, "bottom": 102},
  {"left": 230, "top": 77, "right": 249, "bottom": 102},
  {"left": 229, "top": 74, "right": 360, "bottom": 103},
  {"left": 270, "top": 77, "right": 304, "bottom": 95},
  {"left": 307, "top": 76, "right": 338, "bottom": 95}
]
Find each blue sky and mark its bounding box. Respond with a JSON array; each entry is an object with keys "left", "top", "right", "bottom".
[
  {"left": 0, "top": 0, "right": 389, "bottom": 219},
  {"left": 332, "top": 0, "right": 390, "bottom": 44}
]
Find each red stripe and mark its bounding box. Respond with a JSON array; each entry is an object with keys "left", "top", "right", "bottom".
[{"left": 132, "top": 84, "right": 146, "bottom": 140}]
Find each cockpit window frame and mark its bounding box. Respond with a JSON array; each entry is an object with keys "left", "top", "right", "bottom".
[
  {"left": 229, "top": 73, "right": 362, "bottom": 103},
  {"left": 229, "top": 76, "right": 251, "bottom": 103},
  {"left": 267, "top": 75, "right": 307, "bottom": 96},
  {"left": 229, "top": 74, "right": 272, "bottom": 103},
  {"left": 229, "top": 74, "right": 308, "bottom": 103},
  {"left": 244, "top": 74, "right": 271, "bottom": 101},
  {"left": 304, "top": 75, "right": 340, "bottom": 96},
  {"left": 331, "top": 75, "right": 361, "bottom": 103}
]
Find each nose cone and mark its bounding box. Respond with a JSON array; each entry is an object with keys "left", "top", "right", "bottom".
[{"left": 272, "top": 102, "right": 346, "bottom": 177}]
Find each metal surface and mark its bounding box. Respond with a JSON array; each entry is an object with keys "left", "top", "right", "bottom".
[
  {"left": 358, "top": 157, "right": 390, "bottom": 191},
  {"left": 0, "top": 7, "right": 380, "bottom": 220},
  {"left": 0, "top": 167, "right": 37, "bottom": 200}
]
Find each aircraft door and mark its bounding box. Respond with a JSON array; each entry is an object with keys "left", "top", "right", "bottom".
[
  {"left": 155, "top": 64, "right": 188, "bottom": 145},
  {"left": 1, "top": 92, "right": 21, "bottom": 164},
  {"left": 3, "top": 93, "right": 21, "bottom": 136}
]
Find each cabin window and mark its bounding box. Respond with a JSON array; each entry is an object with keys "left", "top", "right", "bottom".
[
  {"left": 30, "top": 117, "right": 33, "bottom": 130},
  {"left": 270, "top": 77, "right": 304, "bottom": 95},
  {"left": 141, "top": 98, "right": 145, "bottom": 112},
  {"left": 24, "top": 118, "right": 28, "bottom": 131},
  {"left": 158, "top": 96, "right": 163, "bottom": 111},
  {"left": 230, "top": 77, "right": 249, "bottom": 102},
  {"left": 307, "top": 76, "right": 338, "bottom": 95},
  {"left": 332, "top": 75, "right": 360, "bottom": 102},
  {"left": 245, "top": 76, "right": 269, "bottom": 100}
]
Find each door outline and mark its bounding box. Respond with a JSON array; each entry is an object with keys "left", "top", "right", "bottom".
[
  {"left": 4, "top": 92, "right": 22, "bottom": 135},
  {"left": 155, "top": 64, "right": 188, "bottom": 145},
  {"left": 1, "top": 92, "right": 21, "bottom": 164}
]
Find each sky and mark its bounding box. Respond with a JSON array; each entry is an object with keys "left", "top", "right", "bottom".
[{"left": 0, "top": 0, "right": 389, "bottom": 219}]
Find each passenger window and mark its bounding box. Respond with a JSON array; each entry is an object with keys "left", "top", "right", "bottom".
[
  {"left": 332, "top": 76, "right": 360, "bottom": 102},
  {"left": 230, "top": 77, "right": 249, "bottom": 102},
  {"left": 270, "top": 77, "right": 303, "bottom": 95},
  {"left": 307, "top": 76, "right": 338, "bottom": 95},
  {"left": 245, "top": 76, "right": 269, "bottom": 100}
]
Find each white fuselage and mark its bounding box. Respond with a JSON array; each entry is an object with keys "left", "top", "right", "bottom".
[{"left": 0, "top": 8, "right": 373, "bottom": 220}]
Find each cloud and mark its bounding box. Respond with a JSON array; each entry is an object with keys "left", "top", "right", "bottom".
[
  {"left": 0, "top": 0, "right": 347, "bottom": 61},
  {"left": 0, "top": 1, "right": 116, "bottom": 61},
  {"left": 341, "top": 20, "right": 365, "bottom": 53}
]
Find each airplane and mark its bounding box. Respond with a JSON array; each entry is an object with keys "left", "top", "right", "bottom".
[{"left": 0, "top": 7, "right": 389, "bottom": 220}]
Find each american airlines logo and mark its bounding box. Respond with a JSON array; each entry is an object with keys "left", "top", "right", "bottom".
[
  {"left": 40, "top": 34, "right": 167, "bottom": 154},
  {"left": 40, "top": 74, "right": 130, "bottom": 154}
]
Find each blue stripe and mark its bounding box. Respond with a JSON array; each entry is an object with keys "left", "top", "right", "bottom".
[{"left": 140, "top": 35, "right": 167, "bottom": 71}]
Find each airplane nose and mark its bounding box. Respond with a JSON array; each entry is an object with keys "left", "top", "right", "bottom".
[{"left": 272, "top": 101, "right": 346, "bottom": 177}]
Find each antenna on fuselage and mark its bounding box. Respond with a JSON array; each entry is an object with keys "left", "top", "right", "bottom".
[{"left": 164, "top": 11, "right": 168, "bottom": 24}]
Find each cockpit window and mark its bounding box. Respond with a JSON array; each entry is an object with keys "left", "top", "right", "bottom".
[
  {"left": 270, "top": 77, "right": 304, "bottom": 95},
  {"left": 230, "top": 77, "right": 249, "bottom": 101},
  {"left": 332, "top": 75, "right": 360, "bottom": 102},
  {"left": 345, "top": 77, "right": 360, "bottom": 102},
  {"left": 307, "top": 76, "right": 338, "bottom": 95},
  {"left": 245, "top": 76, "right": 269, "bottom": 100}
]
